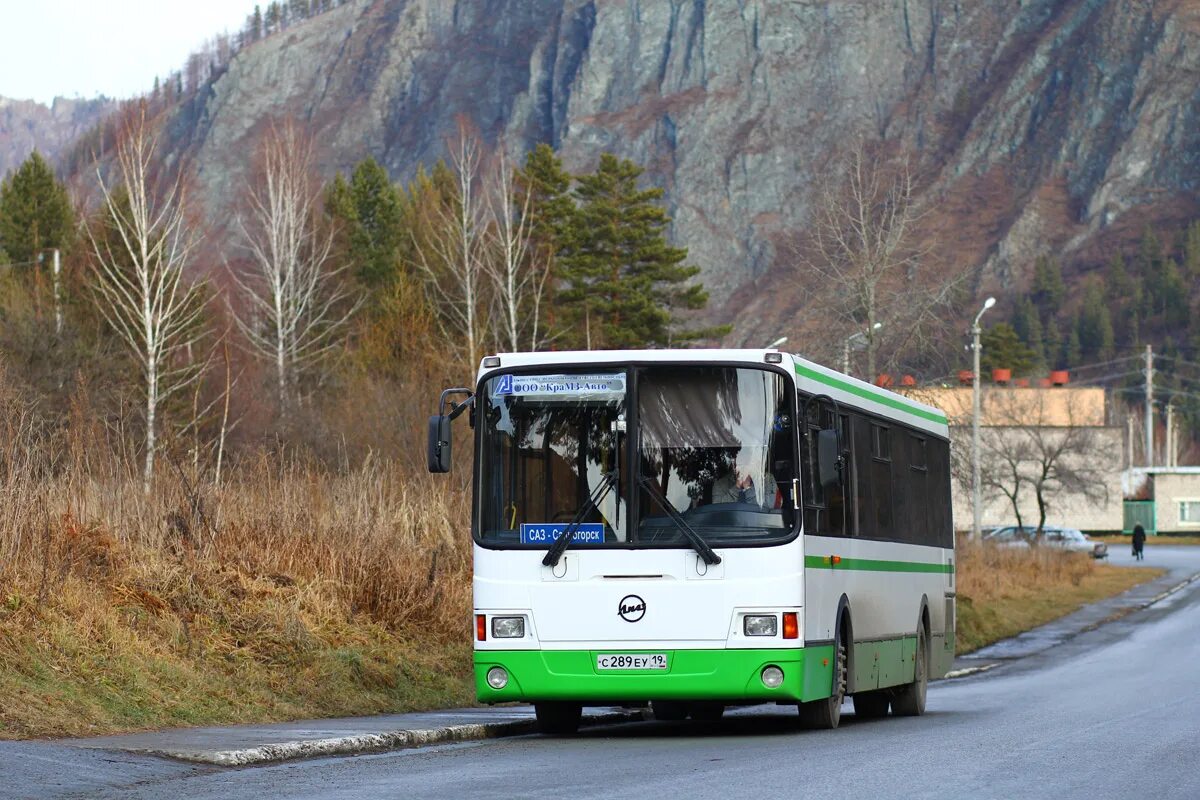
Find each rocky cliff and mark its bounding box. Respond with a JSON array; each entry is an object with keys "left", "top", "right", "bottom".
[
  {"left": 0, "top": 96, "right": 116, "bottom": 178},
  {"left": 145, "top": 0, "right": 1200, "bottom": 338}
]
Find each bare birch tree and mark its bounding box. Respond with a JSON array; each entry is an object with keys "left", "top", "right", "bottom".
[
  {"left": 88, "top": 106, "right": 209, "bottom": 493},
  {"left": 792, "top": 139, "right": 960, "bottom": 378},
  {"left": 414, "top": 118, "right": 489, "bottom": 369},
  {"left": 483, "top": 147, "right": 551, "bottom": 352},
  {"left": 228, "top": 120, "right": 359, "bottom": 410}
]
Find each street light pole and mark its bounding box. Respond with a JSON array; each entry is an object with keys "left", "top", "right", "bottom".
[
  {"left": 971, "top": 296, "right": 996, "bottom": 540},
  {"left": 842, "top": 322, "right": 882, "bottom": 376}
]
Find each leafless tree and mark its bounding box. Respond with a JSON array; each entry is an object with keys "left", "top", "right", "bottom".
[
  {"left": 965, "top": 391, "right": 1119, "bottom": 536},
  {"left": 228, "top": 120, "right": 359, "bottom": 410},
  {"left": 791, "top": 139, "right": 960, "bottom": 378},
  {"left": 483, "top": 147, "right": 552, "bottom": 352},
  {"left": 87, "top": 106, "right": 209, "bottom": 493},
  {"left": 414, "top": 118, "right": 489, "bottom": 370}
]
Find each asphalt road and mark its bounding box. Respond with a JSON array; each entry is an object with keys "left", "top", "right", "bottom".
[{"left": 7, "top": 547, "right": 1200, "bottom": 800}]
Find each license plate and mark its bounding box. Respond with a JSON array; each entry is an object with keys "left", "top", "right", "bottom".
[{"left": 596, "top": 653, "right": 668, "bottom": 670}]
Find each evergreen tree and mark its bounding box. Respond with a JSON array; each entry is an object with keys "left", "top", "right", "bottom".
[
  {"left": 1077, "top": 283, "right": 1114, "bottom": 362},
  {"left": 1031, "top": 255, "right": 1065, "bottom": 316},
  {"left": 1065, "top": 322, "right": 1082, "bottom": 368},
  {"left": 325, "top": 157, "right": 405, "bottom": 290},
  {"left": 1105, "top": 253, "right": 1134, "bottom": 304},
  {"left": 516, "top": 144, "right": 575, "bottom": 341},
  {"left": 1162, "top": 257, "right": 1188, "bottom": 328},
  {"left": 0, "top": 150, "right": 75, "bottom": 267},
  {"left": 1044, "top": 318, "right": 1063, "bottom": 369},
  {"left": 559, "top": 154, "right": 712, "bottom": 349},
  {"left": 1136, "top": 227, "right": 1165, "bottom": 314},
  {"left": 1184, "top": 221, "right": 1200, "bottom": 280},
  {"left": 1010, "top": 296, "right": 1045, "bottom": 367},
  {"left": 979, "top": 323, "right": 1038, "bottom": 377}
]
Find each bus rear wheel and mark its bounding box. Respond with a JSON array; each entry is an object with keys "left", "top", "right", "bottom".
[
  {"left": 799, "top": 637, "right": 846, "bottom": 729},
  {"left": 534, "top": 702, "right": 582, "bottom": 734},
  {"left": 892, "top": 624, "right": 928, "bottom": 716}
]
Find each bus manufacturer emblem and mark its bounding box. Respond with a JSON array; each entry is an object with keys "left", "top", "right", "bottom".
[{"left": 618, "top": 595, "right": 646, "bottom": 623}]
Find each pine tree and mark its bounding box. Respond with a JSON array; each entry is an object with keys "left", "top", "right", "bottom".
[
  {"left": 1136, "top": 227, "right": 1165, "bottom": 314},
  {"left": 1184, "top": 221, "right": 1200, "bottom": 280},
  {"left": 1162, "top": 257, "right": 1188, "bottom": 328},
  {"left": 1031, "top": 255, "right": 1065, "bottom": 316},
  {"left": 1065, "top": 322, "right": 1082, "bottom": 368},
  {"left": 559, "top": 154, "right": 712, "bottom": 349},
  {"left": 1010, "top": 296, "right": 1045, "bottom": 367},
  {"left": 325, "top": 157, "right": 405, "bottom": 290},
  {"left": 516, "top": 144, "right": 575, "bottom": 343},
  {"left": 1105, "top": 253, "right": 1134, "bottom": 304},
  {"left": 0, "top": 150, "right": 75, "bottom": 267},
  {"left": 1044, "top": 318, "right": 1064, "bottom": 369},
  {"left": 979, "top": 323, "right": 1038, "bottom": 377},
  {"left": 1077, "top": 283, "right": 1114, "bottom": 362}
]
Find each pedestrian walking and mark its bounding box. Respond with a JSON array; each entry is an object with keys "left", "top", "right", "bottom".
[{"left": 1132, "top": 523, "right": 1146, "bottom": 561}]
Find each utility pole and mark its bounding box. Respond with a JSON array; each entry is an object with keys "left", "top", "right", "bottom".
[
  {"left": 1144, "top": 345, "right": 1154, "bottom": 467},
  {"left": 1166, "top": 401, "right": 1175, "bottom": 468}
]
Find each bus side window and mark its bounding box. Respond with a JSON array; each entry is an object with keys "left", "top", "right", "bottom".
[{"left": 802, "top": 403, "right": 850, "bottom": 536}]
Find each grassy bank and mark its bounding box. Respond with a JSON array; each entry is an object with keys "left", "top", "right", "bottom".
[
  {"left": 0, "top": 442, "right": 477, "bottom": 739},
  {"left": 955, "top": 538, "right": 1162, "bottom": 654}
]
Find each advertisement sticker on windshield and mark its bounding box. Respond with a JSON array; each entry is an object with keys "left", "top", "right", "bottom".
[
  {"left": 495, "top": 373, "right": 625, "bottom": 399},
  {"left": 520, "top": 523, "right": 605, "bottom": 545}
]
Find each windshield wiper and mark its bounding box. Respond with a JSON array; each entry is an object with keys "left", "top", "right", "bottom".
[
  {"left": 542, "top": 469, "right": 619, "bottom": 568},
  {"left": 638, "top": 476, "right": 722, "bottom": 566}
]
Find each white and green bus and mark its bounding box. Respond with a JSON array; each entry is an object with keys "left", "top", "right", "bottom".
[{"left": 428, "top": 349, "right": 955, "bottom": 734}]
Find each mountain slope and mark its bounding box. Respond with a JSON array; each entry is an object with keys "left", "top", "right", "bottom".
[
  {"left": 0, "top": 96, "right": 117, "bottom": 178},
  {"left": 134, "top": 0, "right": 1200, "bottom": 337}
]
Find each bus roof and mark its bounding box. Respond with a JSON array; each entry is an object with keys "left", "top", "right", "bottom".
[{"left": 479, "top": 349, "right": 949, "bottom": 437}]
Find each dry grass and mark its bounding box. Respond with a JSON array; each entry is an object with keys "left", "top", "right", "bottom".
[
  {"left": 0, "top": 373, "right": 476, "bottom": 739},
  {"left": 955, "top": 537, "right": 1162, "bottom": 653}
]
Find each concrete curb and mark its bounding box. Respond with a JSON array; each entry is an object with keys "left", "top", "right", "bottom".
[
  {"left": 141, "top": 710, "right": 647, "bottom": 766},
  {"left": 1146, "top": 570, "right": 1200, "bottom": 607}
]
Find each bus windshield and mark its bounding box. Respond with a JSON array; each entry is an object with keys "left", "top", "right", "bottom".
[
  {"left": 637, "top": 366, "right": 794, "bottom": 546},
  {"left": 477, "top": 365, "right": 796, "bottom": 548}
]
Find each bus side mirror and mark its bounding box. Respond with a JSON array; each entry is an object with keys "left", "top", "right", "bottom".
[
  {"left": 817, "top": 429, "right": 840, "bottom": 488},
  {"left": 428, "top": 415, "right": 452, "bottom": 473}
]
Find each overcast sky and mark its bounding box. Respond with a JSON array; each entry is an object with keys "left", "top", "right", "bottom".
[{"left": 0, "top": 0, "right": 253, "bottom": 104}]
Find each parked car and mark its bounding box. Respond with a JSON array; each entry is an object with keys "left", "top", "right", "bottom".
[{"left": 985, "top": 525, "right": 1109, "bottom": 559}]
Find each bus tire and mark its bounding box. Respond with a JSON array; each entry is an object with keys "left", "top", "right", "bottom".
[
  {"left": 535, "top": 702, "right": 583, "bottom": 734},
  {"left": 798, "top": 636, "right": 846, "bottom": 729},
  {"left": 690, "top": 703, "right": 724, "bottom": 722},
  {"left": 852, "top": 691, "right": 890, "bottom": 719},
  {"left": 651, "top": 701, "right": 688, "bottom": 721},
  {"left": 892, "top": 624, "right": 928, "bottom": 717}
]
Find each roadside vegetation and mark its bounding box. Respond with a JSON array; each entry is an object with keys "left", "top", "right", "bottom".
[
  {"left": 955, "top": 537, "right": 1162, "bottom": 654},
  {"left": 1093, "top": 535, "right": 1200, "bottom": 546}
]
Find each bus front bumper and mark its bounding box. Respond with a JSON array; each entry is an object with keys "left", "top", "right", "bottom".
[{"left": 474, "top": 647, "right": 834, "bottom": 704}]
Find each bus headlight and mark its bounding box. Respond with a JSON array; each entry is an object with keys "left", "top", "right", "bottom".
[
  {"left": 744, "top": 615, "right": 778, "bottom": 637},
  {"left": 761, "top": 665, "right": 784, "bottom": 689},
  {"left": 491, "top": 616, "right": 526, "bottom": 639},
  {"left": 486, "top": 667, "right": 509, "bottom": 689}
]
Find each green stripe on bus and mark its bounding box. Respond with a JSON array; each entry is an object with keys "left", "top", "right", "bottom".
[
  {"left": 793, "top": 363, "right": 948, "bottom": 425},
  {"left": 804, "top": 555, "right": 954, "bottom": 573}
]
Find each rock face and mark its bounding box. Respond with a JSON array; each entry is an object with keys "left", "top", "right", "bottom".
[
  {"left": 153, "top": 0, "right": 1200, "bottom": 336},
  {"left": 0, "top": 96, "right": 116, "bottom": 178}
]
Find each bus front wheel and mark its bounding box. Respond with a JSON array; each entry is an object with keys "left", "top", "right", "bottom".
[
  {"left": 534, "top": 702, "right": 582, "bottom": 734},
  {"left": 891, "top": 624, "right": 927, "bottom": 716},
  {"left": 798, "top": 637, "right": 846, "bottom": 729}
]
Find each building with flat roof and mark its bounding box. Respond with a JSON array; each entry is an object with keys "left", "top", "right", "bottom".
[
  {"left": 902, "top": 385, "right": 1124, "bottom": 533},
  {"left": 1123, "top": 467, "right": 1200, "bottom": 534}
]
